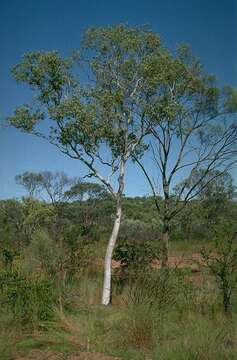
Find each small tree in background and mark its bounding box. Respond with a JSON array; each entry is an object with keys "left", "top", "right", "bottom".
[
  {"left": 37, "top": 171, "right": 75, "bottom": 205},
  {"left": 186, "top": 170, "right": 236, "bottom": 228},
  {"left": 15, "top": 172, "right": 42, "bottom": 198},
  {"left": 15, "top": 171, "right": 77, "bottom": 246},
  {"left": 15, "top": 171, "right": 75, "bottom": 203},
  {"left": 65, "top": 181, "right": 106, "bottom": 201},
  {"left": 134, "top": 46, "right": 237, "bottom": 267}
]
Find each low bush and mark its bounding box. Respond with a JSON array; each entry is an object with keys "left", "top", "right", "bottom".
[
  {"left": 0, "top": 267, "right": 55, "bottom": 326},
  {"left": 113, "top": 238, "right": 159, "bottom": 291},
  {"left": 23, "top": 229, "right": 63, "bottom": 277},
  {"left": 202, "top": 224, "right": 237, "bottom": 312},
  {"left": 118, "top": 218, "right": 160, "bottom": 244},
  {"left": 122, "top": 269, "right": 193, "bottom": 312}
]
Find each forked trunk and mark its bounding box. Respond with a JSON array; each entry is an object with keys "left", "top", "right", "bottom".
[
  {"left": 161, "top": 220, "right": 170, "bottom": 268},
  {"left": 102, "top": 201, "right": 122, "bottom": 305}
]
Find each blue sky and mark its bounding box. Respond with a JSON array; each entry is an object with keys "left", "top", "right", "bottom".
[{"left": 0, "top": 0, "right": 236, "bottom": 199}]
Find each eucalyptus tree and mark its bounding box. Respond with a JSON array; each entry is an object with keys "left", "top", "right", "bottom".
[
  {"left": 8, "top": 25, "right": 165, "bottom": 304},
  {"left": 135, "top": 46, "right": 237, "bottom": 268},
  {"left": 65, "top": 181, "right": 106, "bottom": 201},
  {"left": 15, "top": 170, "right": 75, "bottom": 203},
  {"left": 179, "top": 169, "right": 236, "bottom": 202},
  {"left": 37, "top": 171, "right": 75, "bottom": 205},
  {"left": 15, "top": 171, "right": 42, "bottom": 198}
]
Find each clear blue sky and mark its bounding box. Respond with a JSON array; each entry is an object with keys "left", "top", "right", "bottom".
[{"left": 0, "top": 0, "right": 236, "bottom": 199}]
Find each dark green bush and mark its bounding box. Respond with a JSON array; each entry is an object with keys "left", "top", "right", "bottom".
[
  {"left": 0, "top": 268, "right": 55, "bottom": 326},
  {"left": 113, "top": 233, "right": 159, "bottom": 292},
  {"left": 0, "top": 248, "right": 17, "bottom": 267},
  {"left": 114, "top": 241, "right": 157, "bottom": 271}
]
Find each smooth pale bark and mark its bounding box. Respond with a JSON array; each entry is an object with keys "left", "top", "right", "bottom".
[
  {"left": 102, "top": 201, "right": 122, "bottom": 305},
  {"left": 101, "top": 158, "right": 125, "bottom": 305}
]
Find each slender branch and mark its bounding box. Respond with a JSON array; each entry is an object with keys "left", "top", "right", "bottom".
[{"left": 133, "top": 154, "right": 160, "bottom": 212}]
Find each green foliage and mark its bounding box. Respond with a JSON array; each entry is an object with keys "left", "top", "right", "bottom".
[
  {"left": 12, "top": 51, "right": 73, "bottom": 105},
  {"left": 15, "top": 171, "right": 43, "bottom": 198},
  {"left": 176, "top": 169, "right": 236, "bottom": 203},
  {"left": 21, "top": 198, "right": 56, "bottom": 241},
  {"left": 0, "top": 199, "right": 25, "bottom": 245},
  {"left": 8, "top": 104, "right": 44, "bottom": 132},
  {"left": 15, "top": 170, "right": 76, "bottom": 204},
  {"left": 0, "top": 268, "right": 55, "bottom": 326},
  {"left": 118, "top": 217, "right": 160, "bottom": 242},
  {"left": 23, "top": 229, "right": 63, "bottom": 276},
  {"left": 0, "top": 248, "right": 16, "bottom": 267},
  {"left": 171, "top": 171, "right": 237, "bottom": 243},
  {"left": 202, "top": 223, "right": 237, "bottom": 312},
  {"left": 223, "top": 85, "right": 237, "bottom": 112},
  {"left": 114, "top": 240, "right": 157, "bottom": 282},
  {"left": 8, "top": 25, "right": 165, "bottom": 165},
  {"left": 65, "top": 181, "right": 106, "bottom": 201},
  {"left": 114, "top": 218, "right": 160, "bottom": 284}
]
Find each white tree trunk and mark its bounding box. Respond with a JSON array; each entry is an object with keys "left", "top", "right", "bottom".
[{"left": 102, "top": 202, "right": 122, "bottom": 305}]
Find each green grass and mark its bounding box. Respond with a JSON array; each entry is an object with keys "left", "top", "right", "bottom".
[
  {"left": 5, "top": 269, "right": 235, "bottom": 360},
  {"left": 2, "top": 238, "right": 237, "bottom": 360}
]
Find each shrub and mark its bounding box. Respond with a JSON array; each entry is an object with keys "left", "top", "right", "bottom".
[
  {"left": 63, "top": 222, "right": 101, "bottom": 251},
  {"left": 118, "top": 218, "right": 160, "bottom": 244},
  {"left": 23, "top": 229, "right": 63, "bottom": 276},
  {"left": 0, "top": 248, "right": 17, "bottom": 267},
  {"left": 122, "top": 269, "right": 193, "bottom": 312},
  {"left": 0, "top": 268, "right": 55, "bottom": 326},
  {"left": 201, "top": 227, "right": 237, "bottom": 312},
  {"left": 114, "top": 241, "right": 157, "bottom": 272},
  {"left": 113, "top": 230, "right": 159, "bottom": 289}
]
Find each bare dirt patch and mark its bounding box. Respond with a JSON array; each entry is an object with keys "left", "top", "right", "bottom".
[{"left": 151, "top": 252, "right": 205, "bottom": 271}]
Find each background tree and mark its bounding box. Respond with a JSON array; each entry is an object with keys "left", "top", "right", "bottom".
[
  {"left": 16, "top": 171, "right": 77, "bottom": 245},
  {"left": 8, "top": 25, "right": 166, "bottom": 304},
  {"left": 189, "top": 169, "right": 236, "bottom": 202},
  {"left": 171, "top": 171, "right": 236, "bottom": 244},
  {"left": 21, "top": 198, "right": 56, "bottom": 242},
  {"left": 36, "top": 171, "right": 76, "bottom": 248},
  {"left": 37, "top": 171, "right": 75, "bottom": 205},
  {"left": 15, "top": 172, "right": 42, "bottom": 198},
  {"left": 135, "top": 46, "right": 237, "bottom": 268},
  {"left": 65, "top": 181, "right": 106, "bottom": 201},
  {"left": 15, "top": 171, "right": 75, "bottom": 203},
  {"left": 183, "top": 170, "right": 236, "bottom": 228},
  {"left": 66, "top": 181, "right": 108, "bottom": 237}
]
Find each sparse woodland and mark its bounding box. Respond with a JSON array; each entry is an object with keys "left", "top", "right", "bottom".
[{"left": 1, "top": 25, "right": 237, "bottom": 359}]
